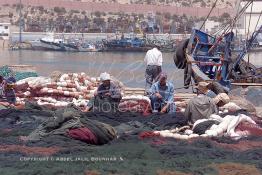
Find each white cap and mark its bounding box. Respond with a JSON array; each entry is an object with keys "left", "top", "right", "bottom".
[
  {"left": 213, "top": 93, "right": 230, "bottom": 104},
  {"left": 100, "top": 72, "right": 111, "bottom": 81}
]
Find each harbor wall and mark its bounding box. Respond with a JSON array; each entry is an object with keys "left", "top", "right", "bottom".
[
  {"left": 0, "top": 40, "right": 9, "bottom": 49},
  {"left": 10, "top": 32, "right": 191, "bottom": 42}
]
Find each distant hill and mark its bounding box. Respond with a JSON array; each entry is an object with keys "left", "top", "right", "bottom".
[
  {"left": 78, "top": 0, "right": 236, "bottom": 8},
  {"left": 0, "top": 0, "right": 234, "bottom": 17}
]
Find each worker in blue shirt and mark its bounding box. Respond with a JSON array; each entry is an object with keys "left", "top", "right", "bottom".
[{"left": 149, "top": 72, "right": 176, "bottom": 114}]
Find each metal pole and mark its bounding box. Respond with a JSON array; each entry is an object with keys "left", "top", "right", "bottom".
[{"left": 19, "top": 0, "right": 22, "bottom": 43}]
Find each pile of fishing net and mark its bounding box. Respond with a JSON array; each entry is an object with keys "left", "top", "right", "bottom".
[
  {"left": 13, "top": 71, "right": 153, "bottom": 112},
  {"left": 1, "top": 103, "right": 262, "bottom": 174},
  {"left": 15, "top": 73, "right": 101, "bottom": 108},
  {"left": 0, "top": 65, "right": 38, "bottom": 81},
  {"left": 118, "top": 95, "right": 151, "bottom": 113},
  {"left": 14, "top": 72, "right": 126, "bottom": 109}
]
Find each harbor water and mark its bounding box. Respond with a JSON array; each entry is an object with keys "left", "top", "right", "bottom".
[{"left": 0, "top": 49, "right": 261, "bottom": 92}]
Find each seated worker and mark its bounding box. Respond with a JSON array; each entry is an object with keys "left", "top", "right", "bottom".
[
  {"left": 84, "top": 72, "right": 122, "bottom": 112},
  {"left": 149, "top": 72, "right": 176, "bottom": 114},
  {"left": 0, "top": 75, "right": 5, "bottom": 98},
  {"left": 184, "top": 90, "right": 230, "bottom": 124},
  {"left": 0, "top": 76, "right": 17, "bottom": 107},
  {"left": 196, "top": 81, "right": 216, "bottom": 98}
]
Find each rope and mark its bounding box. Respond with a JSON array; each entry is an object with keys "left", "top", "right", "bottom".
[
  {"left": 224, "top": 0, "right": 253, "bottom": 34},
  {"left": 248, "top": 9, "right": 262, "bottom": 65},
  {"left": 233, "top": 0, "right": 241, "bottom": 36},
  {"left": 209, "top": 1, "right": 253, "bottom": 55},
  {"left": 199, "top": 0, "right": 219, "bottom": 30},
  {"left": 246, "top": 1, "right": 254, "bottom": 41},
  {"left": 212, "top": 1, "right": 253, "bottom": 36},
  {"left": 246, "top": 1, "right": 253, "bottom": 66},
  {"left": 254, "top": 10, "right": 262, "bottom": 34}
]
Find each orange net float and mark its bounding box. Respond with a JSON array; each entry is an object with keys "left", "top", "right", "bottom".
[
  {"left": 89, "top": 86, "right": 96, "bottom": 90},
  {"left": 55, "top": 96, "right": 74, "bottom": 102},
  {"left": 84, "top": 80, "right": 93, "bottom": 87},
  {"left": 80, "top": 89, "right": 88, "bottom": 93},
  {"left": 15, "top": 82, "right": 29, "bottom": 92},
  {"left": 59, "top": 74, "right": 70, "bottom": 81},
  {"left": 31, "top": 85, "right": 43, "bottom": 91},
  {"left": 66, "top": 83, "right": 77, "bottom": 88},
  {"left": 78, "top": 86, "right": 88, "bottom": 92},
  {"left": 83, "top": 94, "right": 92, "bottom": 100},
  {"left": 81, "top": 89, "right": 91, "bottom": 94},
  {"left": 16, "top": 93, "right": 26, "bottom": 98},
  {"left": 90, "top": 77, "right": 97, "bottom": 83},
  {"left": 38, "top": 87, "right": 48, "bottom": 94},
  {"left": 45, "top": 83, "right": 58, "bottom": 88},
  {"left": 56, "top": 86, "right": 77, "bottom": 92},
  {"left": 37, "top": 88, "right": 61, "bottom": 96},
  {"left": 56, "top": 82, "right": 76, "bottom": 88},
  {"left": 51, "top": 89, "right": 59, "bottom": 94},
  {"left": 75, "top": 92, "right": 86, "bottom": 99},
  {"left": 64, "top": 80, "right": 75, "bottom": 84},
  {"left": 60, "top": 91, "right": 81, "bottom": 98}
]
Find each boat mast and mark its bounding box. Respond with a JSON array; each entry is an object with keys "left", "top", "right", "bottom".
[{"left": 19, "top": 0, "right": 22, "bottom": 43}]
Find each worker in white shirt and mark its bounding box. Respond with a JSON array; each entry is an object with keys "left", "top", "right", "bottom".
[{"left": 144, "top": 45, "right": 163, "bottom": 90}]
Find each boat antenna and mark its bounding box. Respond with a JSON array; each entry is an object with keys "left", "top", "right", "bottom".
[{"left": 199, "top": 0, "right": 219, "bottom": 31}]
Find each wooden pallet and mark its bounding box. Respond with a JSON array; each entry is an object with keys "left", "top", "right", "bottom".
[
  {"left": 124, "top": 87, "right": 196, "bottom": 100},
  {"left": 124, "top": 88, "right": 145, "bottom": 96}
]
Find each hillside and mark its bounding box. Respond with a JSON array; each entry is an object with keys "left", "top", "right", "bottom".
[
  {"left": 78, "top": 0, "right": 236, "bottom": 8},
  {"left": 0, "top": 0, "right": 233, "bottom": 34}
]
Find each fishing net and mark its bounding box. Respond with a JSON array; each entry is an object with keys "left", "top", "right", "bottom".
[{"left": 0, "top": 65, "right": 38, "bottom": 81}]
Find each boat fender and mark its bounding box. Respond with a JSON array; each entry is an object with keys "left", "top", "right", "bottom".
[{"left": 173, "top": 39, "right": 189, "bottom": 69}]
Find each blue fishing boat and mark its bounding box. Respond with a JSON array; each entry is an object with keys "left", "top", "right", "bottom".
[
  {"left": 102, "top": 36, "right": 152, "bottom": 52},
  {"left": 174, "top": 1, "right": 262, "bottom": 92}
]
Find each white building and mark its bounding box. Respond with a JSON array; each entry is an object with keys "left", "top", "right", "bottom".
[
  {"left": 235, "top": 1, "right": 262, "bottom": 38},
  {"left": 195, "top": 20, "right": 221, "bottom": 34},
  {"left": 0, "top": 23, "right": 10, "bottom": 40}
]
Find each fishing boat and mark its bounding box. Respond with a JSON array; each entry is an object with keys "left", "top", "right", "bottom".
[
  {"left": 102, "top": 36, "right": 152, "bottom": 52},
  {"left": 173, "top": 0, "right": 262, "bottom": 92},
  {"left": 37, "top": 33, "right": 66, "bottom": 51},
  {"left": 30, "top": 33, "right": 101, "bottom": 52}
]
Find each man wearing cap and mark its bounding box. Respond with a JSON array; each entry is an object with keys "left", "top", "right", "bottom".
[
  {"left": 213, "top": 93, "right": 230, "bottom": 107},
  {"left": 184, "top": 84, "right": 230, "bottom": 124},
  {"left": 0, "top": 76, "right": 16, "bottom": 105},
  {"left": 0, "top": 76, "right": 5, "bottom": 99},
  {"left": 149, "top": 72, "right": 176, "bottom": 114},
  {"left": 196, "top": 81, "right": 216, "bottom": 98},
  {"left": 144, "top": 46, "right": 163, "bottom": 90},
  {"left": 84, "top": 72, "right": 122, "bottom": 112}
]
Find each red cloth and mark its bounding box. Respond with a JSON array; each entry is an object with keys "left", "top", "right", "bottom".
[
  {"left": 68, "top": 127, "right": 98, "bottom": 144},
  {"left": 139, "top": 131, "right": 160, "bottom": 139},
  {"left": 236, "top": 123, "right": 262, "bottom": 136}
]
